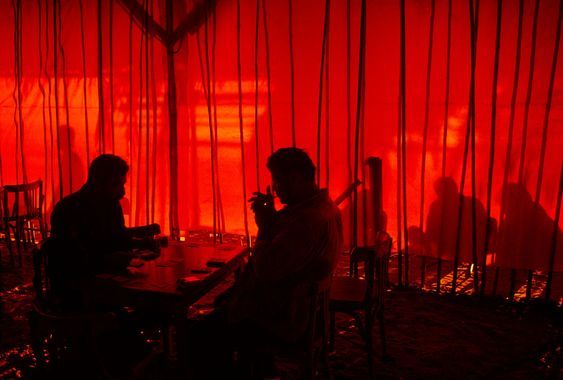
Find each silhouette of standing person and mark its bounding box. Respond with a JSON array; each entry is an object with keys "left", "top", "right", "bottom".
[
  {"left": 424, "top": 177, "right": 489, "bottom": 264},
  {"left": 496, "top": 183, "right": 562, "bottom": 271}
]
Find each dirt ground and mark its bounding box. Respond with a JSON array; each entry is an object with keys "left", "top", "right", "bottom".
[{"left": 1, "top": 244, "right": 561, "bottom": 379}]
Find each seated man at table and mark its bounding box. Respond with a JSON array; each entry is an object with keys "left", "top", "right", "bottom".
[
  {"left": 189, "top": 148, "right": 343, "bottom": 377},
  {"left": 46, "top": 154, "right": 160, "bottom": 309}
]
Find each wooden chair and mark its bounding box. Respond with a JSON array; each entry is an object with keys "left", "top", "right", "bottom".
[
  {"left": 248, "top": 277, "right": 333, "bottom": 379},
  {"left": 1, "top": 180, "right": 46, "bottom": 258},
  {"left": 329, "top": 231, "right": 392, "bottom": 379}
]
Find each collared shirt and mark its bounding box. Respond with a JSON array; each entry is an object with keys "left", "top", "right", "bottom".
[{"left": 228, "top": 189, "right": 343, "bottom": 342}]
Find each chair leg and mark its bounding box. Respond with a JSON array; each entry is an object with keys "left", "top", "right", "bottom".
[
  {"left": 329, "top": 310, "right": 335, "bottom": 352},
  {"left": 378, "top": 309, "right": 387, "bottom": 358},
  {"left": 365, "top": 318, "right": 374, "bottom": 380}
]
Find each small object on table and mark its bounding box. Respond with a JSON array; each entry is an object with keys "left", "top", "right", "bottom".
[
  {"left": 206, "top": 259, "right": 225, "bottom": 268},
  {"left": 177, "top": 275, "right": 204, "bottom": 289},
  {"left": 191, "top": 268, "right": 212, "bottom": 274}
]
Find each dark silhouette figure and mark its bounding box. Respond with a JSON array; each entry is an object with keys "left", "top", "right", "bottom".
[
  {"left": 417, "top": 177, "right": 490, "bottom": 263},
  {"left": 188, "top": 148, "right": 343, "bottom": 377},
  {"left": 496, "top": 183, "right": 562, "bottom": 271},
  {"left": 45, "top": 154, "right": 160, "bottom": 309}
]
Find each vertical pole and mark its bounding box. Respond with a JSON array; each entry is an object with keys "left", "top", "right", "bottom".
[
  {"left": 545, "top": 163, "right": 563, "bottom": 302},
  {"left": 367, "top": 157, "right": 382, "bottom": 236},
  {"left": 166, "top": 0, "right": 179, "bottom": 239}
]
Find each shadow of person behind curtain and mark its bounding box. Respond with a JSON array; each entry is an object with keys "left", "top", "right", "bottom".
[
  {"left": 409, "top": 177, "right": 491, "bottom": 264},
  {"left": 495, "top": 183, "right": 562, "bottom": 272}
]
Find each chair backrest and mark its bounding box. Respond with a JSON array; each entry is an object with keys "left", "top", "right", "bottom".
[
  {"left": 2, "top": 180, "right": 43, "bottom": 222},
  {"left": 349, "top": 230, "right": 393, "bottom": 309}
]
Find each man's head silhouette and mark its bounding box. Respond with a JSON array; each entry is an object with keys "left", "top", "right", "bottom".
[
  {"left": 87, "top": 154, "right": 128, "bottom": 200},
  {"left": 267, "top": 148, "right": 316, "bottom": 205}
]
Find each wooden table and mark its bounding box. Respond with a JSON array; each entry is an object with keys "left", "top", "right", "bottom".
[{"left": 92, "top": 241, "right": 249, "bottom": 314}]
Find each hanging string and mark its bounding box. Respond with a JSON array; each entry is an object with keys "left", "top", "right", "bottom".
[
  {"left": 534, "top": 0, "right": 561, "bottom": 205},
  {"left": 237, "top": 0, "right": 251, "bottom": 245},
  {"left": 353, "top": 0, "right": 367, "bottom": 249},
  {"left": 396, "top": 93, "right": 403, "bottom": 285},
  {"left": 12, "top": 0, "right": 19, "bottom": 184},
  {"left": 53, "top": 0, "right": 63, "bottom": 200},
  {"left": 97, "top": 0, "right": 105, "bottom": 153},
  {"left": 109, "top": 0, "right": 115, "bottom": 154},
  {"left": 144, "top": 0, "right": 150, "bottom": 225},
  {"left": 452, "top": 0, "right": 479, "bottom": 295},
  {"left": 254, "top": 0, "right": 261, "bottom": 191},
  {"left": 58, "top": 0, "right": 73, "bottom": 194},
  {"left": 135, "top": 0, "right": 145, "bottom": 226},
  {"left": 288, "top": 0, "right": 296, "bottom": 147},
  {"left": 38, "top": 0, "right": 49, "bottom": 220},
  {"left": 45, "top": 0, "right": 56, "bottom": 207},
  {"left": 517, "top": 0, "right": 540, "bottom": 183},
  {"left": 496, "top": 0, "right": 524, "bottom": 295},
  {"left": 211, "top": 4, "right": 226, "bottom": 240},
  {"left": 346, "top": 0, "right": 354, "bottom": 249},
  {"left": 436, "top": 0, "right": 452, "bottom": 292},
  {"left": 196, "top": 24, "right": 217, "bottom": 242},
  {"left": 419, "top": 0, "right": 435, "bottom": 234},
  {"left": 13, "top": 0, "right": 28, "bottom": 184},
  {"left": 150, "top": 0, "right": 157, "bottom": 224},
  {"left": 400, "top": 0, "right": 409, "bottom": 284},
  {"left": 128, "top": 3, "right": 134, "bottom": 225},
  {"left": 79, "top": 0, "right": 90, "bottom": 166},
  {"left": 261, "top": 0, "right": 274, "bottom": 153},
  {"left": 316, "top": 0, "right": 330, "bottom": 186},
  {"left": 325, "top": 17, "right": 330, "bottom": 190},
  {"left": 481, "top": 0, "right": 502, "bottom": 296},
  {"left": 469, "top": 0, "right": 480, "bottom": 293},
  {"left": 203, "top": 8, "right": 219, "bottom": 242}
]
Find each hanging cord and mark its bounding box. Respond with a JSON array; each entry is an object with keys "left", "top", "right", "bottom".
[
  {"left": 517, "top": 0, "right": 540, "bottom": 183},
  {"left": 480, "top": 0, "right": 503, "bottom": 296},
  {"left": 150, "top": 0, "right": 157, "bottom": 224},
  {"left": 38, "top": 0, "right": 49, "bottom": 224},
  {"left": 109, "top": 0, "right": 115, "bottom": 154},
  {"left": 288, "top": 0, "right": 296, "bottom": 146},
  {"left": 128, "top": 3, "right": 134, "bottom": 224},
  {"left": 135, "top": 0, "right": 145, "bottom": 226},
  {"left": 352, "top": 0, "right": 366, "bottom": 249},
  {"left": 316, "top": 0, "right": 330, "bottom": 186},
  {"left": 53, "top": 0, "right": 63, "bottom": 200},
  {"left": 97, "top": 0, "right": 105, "bottom": 153},
  {"left": 419, "top": 0, "right": 435, "bottom": 236},
  {"left": 534, "top": 0, "right": 561, "bottom": 204},
  {"left": 535, "top": 0, "right": 562, "bottom": 301},
  {"left": 400, "top": 0, "right": 409, "bottom": 284},
  {"left": 419, "top": 0, "right": 435, "bottom": 289},
  {"left": 325, "top": 23, "right": 330, "bottom": 190},
  {"left": 262, "top": 0, "right": 274, "bottom": 153},
  {"left": 254, "top": 0, "right": 261, "bottom": 191},
  {"left": 58, "top": 0, "right": 73, "bottom": 194},
  {"left": 45, "top": 0, "right": 56, "bottom": 206},
  {"left": 144, "top": 0, "right": 150, "bottom": 225},
  {"left": 346, "top": 0, "right": 354, "bottom": 249},
  {"left": 211, "top": 4, "right": 226, "bottom": 240},
  {"left": 469, "top": 0, "right": 480, "bottom": 294},
  {"left": 436, "top": 0, "right": 452, "bottom": 293},
  {"left": 203, "top": 9, "right": 218, "bottom": 243},
  {"left": 79, "top": 0, "right": 90, "bottom": 166},
  {"left": 13, "top": 0, "right": 28, "bottom": 184},
  {"left": 12, "top": 0, "right": 19, "bottom": 183},
  {"left": 452, "top": 0, "right": 479, "bottom": 295},
  {"left": 495, "top": 0, "right": 524, "bottom": 296},
  {"left": 237, "top": 0, "right": 251, "bottom": 245},
  {"left": 196, "top": 25, "right": 217, "bottom": 242}
]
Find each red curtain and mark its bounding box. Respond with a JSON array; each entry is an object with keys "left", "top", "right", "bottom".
[{"left": 1, "top": 0, "right": 562, "bottom": 274}]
